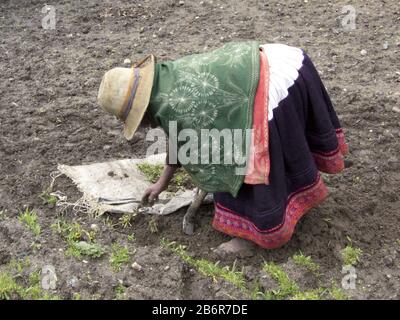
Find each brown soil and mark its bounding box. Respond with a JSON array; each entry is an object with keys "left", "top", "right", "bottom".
[{"left": 0, "top": 0, "right": 399, "bottom": 299}]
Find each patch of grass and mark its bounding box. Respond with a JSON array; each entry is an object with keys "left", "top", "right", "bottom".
[
  {"left": 162, "top": 238, "right": 347, "bottom": 301},
  {"left": 196, "top": 259, "right": 245, "bottom": 289},
  {"left": 137, "top": 163, "right": 164, "bottom": 183},
  {"left": 329, "top": 282, "right": 348, "bottom": 300},
  {"left": 293, "top": 252, "right": 320, "bottom": 274},
  {"left": 291, "top": 288, "right": 325, "bottom": 300},
  {"left": 39, "top": 190, "right": 57, "bottom": 206},
  {"left": 161, "top": 238, "right": 246, "bottom": 290},
  {"left": 51, "top": 220, "right": 85, "bottom": 242},
  {"left": 249, "top": 282, "right": 264, "bottom": 300},
  {"left": 66, "top": 241, "right": 105, "bottom": 259},
  {"left": 8, "top": 258, "right": 29, "bottom": 276},
  {"left": 109, "top": 244, "right": 131, "bottom": 272},
  {"left": 0, "top": 263, "right": 60, "bottom": 300},
  {"left": 262, "top": 262, "right": 299, "bottom": 299},
  {"left": 18, "top": 208, "right": 41, "bottom": 237},
  {"left": 137, "top": 163, "right": 194, "bottom": 192},
  {"left": 127, "top": 233, "right": 135, "bottom": 242},
  {"left": 341, "top": 245, "right": 362, "bottom": 266},
  {"left": 262, "top": 262, "right": 332, "bottom": 300},
  {"left": 23, "top": 269, "right": 46, "bottom": 300},
  {"left": 0, "top": 272, "right": 18, "bottom": 299}
]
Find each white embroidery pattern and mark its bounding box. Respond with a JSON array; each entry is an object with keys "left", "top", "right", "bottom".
[
  {"left": 191, "top": 101, "right": 218, "bottom": 128},
  {"left": 166, "top": 84, "right": 199, "bottom": 114}
]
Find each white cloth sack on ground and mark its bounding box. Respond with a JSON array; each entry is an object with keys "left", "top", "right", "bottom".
[{"left": 58, "top": 153, "right": 212, "bottom": 216}]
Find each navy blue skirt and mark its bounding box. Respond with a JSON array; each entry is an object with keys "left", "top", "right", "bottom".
[{"left": 212, "top": 44, "right": 348, "bottom": 249}]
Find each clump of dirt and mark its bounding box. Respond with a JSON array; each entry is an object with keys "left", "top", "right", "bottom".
[{"left": 0, "top": 0, "right": 399, "bottom": 299}]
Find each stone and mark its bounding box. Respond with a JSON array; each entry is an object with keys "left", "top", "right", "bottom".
[
  {"left": 383, "top": 42, "right": 389, "bottom": 50},
  {"left": 67, "top": 276, "right": 79, "bottom": 289},
  {"left": 131, "top": 262, "right": 143, "bottom": 272}
]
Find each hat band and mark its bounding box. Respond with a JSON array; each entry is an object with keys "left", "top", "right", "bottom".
[{"left": 120, "top": 68, "right": 140, "bottom": 122}]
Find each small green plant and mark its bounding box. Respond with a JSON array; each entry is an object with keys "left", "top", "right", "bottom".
[
  {"left": 102, "top": 216, "right": 116, "bottom": 229},
  {"left": 109, "top": 244, "right": 131, "bottom": 272},
  {"left": 249, "top": 282, "right": 264, "bottom": 300},
  {"left": 263, "top": 262, "right": 300, "bottom": 299},
  {"left": 39, "top": 190, "right": 57, "bottom": 206},
  {"left": 341, "top": 245, "right": 362, "bottom": 266},
  {"left": 51, "top": 220, "right": 102, "bottom": 260},
  {"left": 73, "top": 293, "right": 82, "bottom": 300},
  {"left": 293, "top": 252, "right": 320, "bottom": 274},
  {"left": 28, "top": 270, "right": 41, "bottom": 286},
  {"left": 66, "top": 241, "right": 105, "bottom": 259},
  {"left": 19, "top": 208, "right": 41, "bottom": 237},
  {"left": 114, "top": 282, "right": 126, "bottom": 299},
  {"left": 127, "top": 233, "right": 136, "bottom": 242},
  {"left": 119, "top": 213, "right": 136, "bottom": 228},
  {"left": 0, "top": 272, "right": 18, "bottom": 299},
  {"left": 148, "top": 217, "right": 159, "bottom": 234},
  {"left": 51, "top": 220, "right": 96, "bottom": 243}
]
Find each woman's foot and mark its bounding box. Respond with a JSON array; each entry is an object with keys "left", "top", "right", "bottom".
[{"left": 213, "top": 238, "right": 254, "bottom": 257}]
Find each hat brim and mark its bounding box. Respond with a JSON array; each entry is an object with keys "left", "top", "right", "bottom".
[{"left": 123, "top": 55, "right": 155, "bottom": 140}]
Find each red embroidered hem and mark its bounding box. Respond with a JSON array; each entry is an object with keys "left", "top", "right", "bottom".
[
  {"left": 212, "top": 174, "right": 329, "bottom": 249},
  {"left": 312, "top": 129, "right": 349, "bottom": 174}
]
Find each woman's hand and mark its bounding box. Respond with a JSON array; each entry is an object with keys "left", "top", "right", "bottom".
[
  {"left": 141, "top": 164, "right": 179, "bottom": 206},
  {"left": 141, "top": 182, "right": 166, "bottom": 206}
]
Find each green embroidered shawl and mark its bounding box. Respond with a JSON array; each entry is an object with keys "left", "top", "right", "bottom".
[{"left": 148, "top": 41, "right": 260, "bottom": 197}]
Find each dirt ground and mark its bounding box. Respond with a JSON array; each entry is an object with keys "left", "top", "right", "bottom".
[{"left": 0, "top": 0, "right": 399, "bottom": 300}]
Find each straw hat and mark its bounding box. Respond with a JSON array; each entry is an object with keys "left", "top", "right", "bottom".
[{"left": 97, "top": 54, "right": 156, "bottom": 140}]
